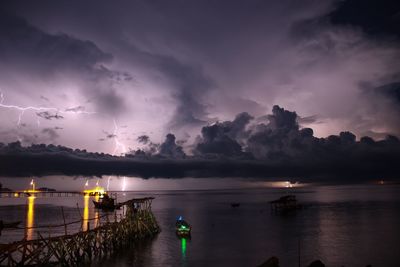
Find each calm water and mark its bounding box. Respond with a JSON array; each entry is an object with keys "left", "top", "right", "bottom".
[{"left": 1, "top": 184, "right": 400, "bottom": 266}]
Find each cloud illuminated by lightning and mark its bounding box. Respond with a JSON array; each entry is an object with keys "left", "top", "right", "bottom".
[
  {"left": 112, "top": 119, "right": 128, "bottom": 156},
  {"left": 0, "top": 90, "right": 95, "bottom": 126},
  {"left": 2, "top": 90, "right": 130, "bottom": 191},
  {"left": 110, "top": 119, "right": 128, "bottom": 191}
]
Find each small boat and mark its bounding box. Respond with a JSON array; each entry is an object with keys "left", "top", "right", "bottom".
[
  {"left": 231, "top": 203, "right": 240, "bottom": 208},
  {"left": 93, "top": 194, "right": 122, "bottom": 210},
  {"left": 176, "top": 216, "right": 191, "bottom": 237}
]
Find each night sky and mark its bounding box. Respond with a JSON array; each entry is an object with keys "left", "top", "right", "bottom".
[{"left": 1, "top": 0, "right": 400, "bottom": 180}]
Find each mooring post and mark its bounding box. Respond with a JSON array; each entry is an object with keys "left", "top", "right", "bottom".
[
  {"left": 61, "top": 207, "right": 67, "bottom": 235},
  {"left": 0, "top": 197, "right": 160, "bottom": 266},
  {"left": 76, "top": 203, "right": 83, "bottom": 230}
]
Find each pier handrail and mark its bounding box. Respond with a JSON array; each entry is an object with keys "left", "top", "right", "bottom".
[
  {"left": 4, "top": 213, "right": 110, "bottom": 231},
  {"left": 0, "top": 196, "right": 160, "bottom": 266}
]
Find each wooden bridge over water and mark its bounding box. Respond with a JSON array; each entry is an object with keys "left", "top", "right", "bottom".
[
  {"left": 0, "top": 190, "right": 137, "bottom": 198},
  {"left": 0, "top": 197, "right": 160, "bottom": 266}
]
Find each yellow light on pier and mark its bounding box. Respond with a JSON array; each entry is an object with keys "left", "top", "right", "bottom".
[
  {"left": 83, "top": 178, "right": 106, "bottom": 196},
  {"left": 83, "top": 186, "right": 106, "bottom": 196},
  {"left": 24, "top": 179, "right": 40, "bottom": 194},
  {"left": 83, "top": 195, "right": 90, "bottom": 231}
]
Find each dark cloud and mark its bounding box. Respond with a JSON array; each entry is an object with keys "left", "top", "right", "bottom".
[
  {"left": 36, "top": 111, "right": 64, "bottom": 120},
  {"left": 297, "top": 115, "right": 322, "bottom": 125},
  {"left": 193, "top": 112, "right": 253, "bottom": 157},
  {"left": 329, "top": 0, "right": 400, "bottom": 38},
  {"left": 159, "top": 57, "right": 214, "bottom": 130},
  {"left": 0, "top": 10, "right": 112, "bottom": 73},
  {"left": 373, "top": 82, "right": 400, "bottom": 105},
  {"left": 0, "top": 127, "right": 399, "bottom": 180},
  {"left": 133, "top": 134, "right": 185, "bottom": 158},
  {"left": 0, "top": 8, "right": 127, "bottom": 118},
  {"left": 111, "top": 46, "right": 214, "bottom": 130},
  {"left": 360, "top": 82, "right": 400, "bottom": 135},
  {"left": 159, "top": 133, "right": 185, "bottom": 159},
  {"left": 1, "top": 0, "right": 400, "bottom": 156},
  {"left": 246, "top": 105, "right": 305, "bottom": 159},
  {"left": 137, "top": 135, "right": 150, "bottom": 144},
  {"left": 102, "top": 130, "right": 116, "bottom": 139}
]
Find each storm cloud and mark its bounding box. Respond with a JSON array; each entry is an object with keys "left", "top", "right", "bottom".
[
  {"left": 1, "top": 105, "right": 399, "bottom": 181},
  {"left": 0, "top": 0, "right": 400, "bottom": 164}
]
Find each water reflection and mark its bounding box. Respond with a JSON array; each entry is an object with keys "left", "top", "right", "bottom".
[
  {"left": 26, "top": 196, "right": 35, "bottom": 240},
  {"left": 83, "top": 195, "right": 89, "bottom": 231},
  {"left": 181, "top": 237, "right": 187, "bottom": 257},
  {"left": 1, "top": 185, "right": 399, "bottom": 266},
  {"left": 94, "top": 195, "right": 99, "bottom": 228},
  {"left": 180, "top": 237, "right": 188, "bottom": 267}
]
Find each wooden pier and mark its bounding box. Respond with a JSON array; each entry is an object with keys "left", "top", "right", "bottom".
[
  {"left": 269, "top": 195, "right": 302, "bottom": 213},
  {"left": 0, "top": 190, "right": 135, "bottom": 198},
  {"left": 0, "top": 197, "right": 160, "bottom": 266},
  {"left": 0, "top": 191, "right": 85, "bottom": 198}
]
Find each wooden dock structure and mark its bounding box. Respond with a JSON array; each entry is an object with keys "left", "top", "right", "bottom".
[
  {"left": 0, "top": 197, "right": 160, "bottom": 266},
  {"left": 0, "top": 191, "right": 86, "bottom": 198},
  {"left": 269, "top": 195, "right": 302, "bottom": 212},
  {"left": 0, "top": 190, "right": 131, "bottom": 198}
]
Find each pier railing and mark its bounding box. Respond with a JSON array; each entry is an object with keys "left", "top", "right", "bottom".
[{"left": 0, "top": 197, "right": 160, "bottom": 266}]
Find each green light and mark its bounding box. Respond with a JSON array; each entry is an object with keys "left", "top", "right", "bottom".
[{"left": 181, "top": 237, "right": 187, "bottom": 256}]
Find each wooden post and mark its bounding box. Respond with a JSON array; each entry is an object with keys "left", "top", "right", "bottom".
[
  {"left": 0, "top": 197, "right": 160, "bottom": 266},
  {"left": 76, "top": 203, "right": 84, "bottom": 230},
  {"left": 76, "top": 203, "right": 83, "bottom": 219},
  {"left": 61, "top": 207, "right": 67, "bottom": 235}
]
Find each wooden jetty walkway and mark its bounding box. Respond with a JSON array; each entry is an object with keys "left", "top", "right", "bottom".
[
  {"left": 0, "top": 197, "right": 160, "bottom": 266},
  {"left": 0, "top": 190, "right": 137, "bottom": 198}
]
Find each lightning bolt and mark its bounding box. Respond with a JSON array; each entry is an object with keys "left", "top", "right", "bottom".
[
  {"left": 0, "top": 91, "right": 95, "bottom": 126},
  {"left": 110, "top": 119, "right": 128, "bottom": 191},
  {"left": 112, "top": 119, "right": 127, "bottom": 156},
  {"left": 107, "top": 176, "right": 111, "bottom": 191},
  {"left": 2, "top": 90, "right": 130, "bottom": 191}
]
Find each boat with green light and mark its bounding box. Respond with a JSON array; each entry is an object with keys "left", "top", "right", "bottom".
[{"left": 176, "top": 216, "right": 191, "bottom": 237}]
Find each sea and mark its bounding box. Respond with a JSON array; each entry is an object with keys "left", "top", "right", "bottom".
[{"left": 1, "top": 180, "right": 399, "bottom": 267}]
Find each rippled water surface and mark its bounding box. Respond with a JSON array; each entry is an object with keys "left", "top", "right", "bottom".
[{"left": 1, "top": 184, "right": 400, "bottom": 266}]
